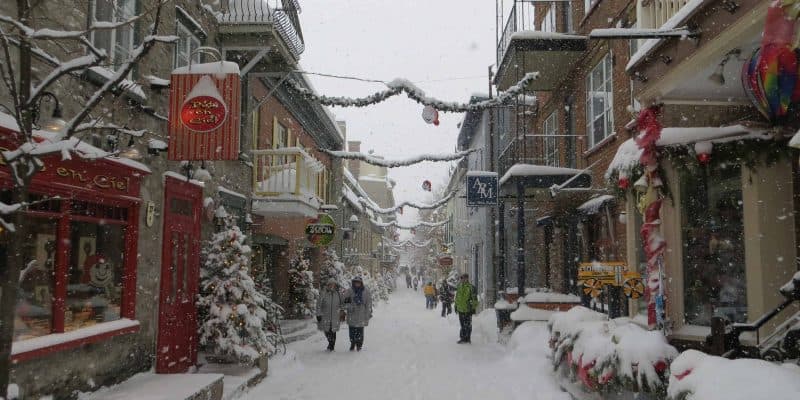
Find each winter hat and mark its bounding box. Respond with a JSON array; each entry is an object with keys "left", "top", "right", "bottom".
[{"left": 352, "top": 276, "right": 363, "bottom": 283}]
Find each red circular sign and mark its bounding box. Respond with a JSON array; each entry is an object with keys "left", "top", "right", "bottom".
[{"left": 180, "top": 95, "right": 227, "bottom": 132}]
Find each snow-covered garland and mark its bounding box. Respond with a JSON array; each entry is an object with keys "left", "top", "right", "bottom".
[
  {"left": 389, "top": 239, "right": 432, "bottom": 248},
  {"left": 286, "top": 72, "right": 539, "bottom": 112},
  {"left": 359, "top": 190, "right": 456, "bottom": 214},
  {"left": 321, "top": 149, "right": 477, "bottom": 168},
  {"left": 370, "top": 219, "right": 448, "bottom": 230}
]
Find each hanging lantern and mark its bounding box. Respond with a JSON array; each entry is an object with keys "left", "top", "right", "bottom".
[
  {"left": 422, "top": 180, "right": 432, "bottom": 191},
  {"left": 694, "top": 141, "right": 713, "bottom": 165},
  {"left": 741, "top": 2, "right": 800, "bottom": 123},
  {"left": 422, "top": 105, "right": 440, "bottom": 126}
]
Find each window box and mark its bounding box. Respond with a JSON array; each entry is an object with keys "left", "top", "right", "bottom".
[{"left": 11, "top": 319, "right": 140, "bottom": 362}]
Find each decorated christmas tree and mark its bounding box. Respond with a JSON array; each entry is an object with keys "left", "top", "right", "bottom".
[
  {"left": 197, "top": 213, "right": 278, "bottom": 362},
  {"left": 288, "top": 250, "right": 318, "bottom": 318}
]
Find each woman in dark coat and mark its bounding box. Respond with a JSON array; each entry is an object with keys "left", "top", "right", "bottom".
[
  {"left": 343, "top": 276, "right": 373, "bottom": 351},
  {"left": 316, "top": 278, "right": 344, "bottom": 351}
]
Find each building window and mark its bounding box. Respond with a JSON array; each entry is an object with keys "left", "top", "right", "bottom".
[
  {"left": 175, "top": 22, "right": 201, "bottom": 68},
  {"left": 681, "top": 164, "right": 746, "bottom": 326},
  {"left": 629, "top": 32, "right": 642, "bottom": 111},
  {"left": 91, "top": 0, "right": 137, "bottom": 72},
  {"left": 14, "top": 197, "right": 135, "bottom": 341},
  {"left": 543, "top": 111, "right": 558, "bottom": 166},
  {"left": 542, "top": 5, "right": 556, "bottom": 33},
  {"left": 586, "top": 54, "right": 614, "bottom": 148}
]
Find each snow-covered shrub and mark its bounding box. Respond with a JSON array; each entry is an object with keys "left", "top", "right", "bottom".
[
  {"left": 473, "top": 308, "right": 500, "bottom": 344},
  {"left": 197, "top": 222, "right": 277, "bottom": 362},
  {"left": 548, "top": 306, "right": 677, "bottom": 395},
  {"left": 667, "top": 350, "right": 800, "bottom": 400},
  {"left": 288, "top": 252, "right": 318, "bottom": 318}
]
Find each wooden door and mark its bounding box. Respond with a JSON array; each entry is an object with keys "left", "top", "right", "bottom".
[{"left": 156, "top": 176, "right": 202, "bottom": 373}]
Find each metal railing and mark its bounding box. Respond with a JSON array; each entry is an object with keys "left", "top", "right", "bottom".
[
  {"left": 636, "top": 0, "right": 690, "bottom": 29},
  {"left": 496, "top": 1, "right": 567, "bottom": 66},
  {"left": 252, "top": 147, "right": 324, "bottom": 200},
  {"left": 219, "top": 0, "right": 305, "bottom": 58},
  {"left": 498, "top": 3, "right": 518, "bottom": 67}
]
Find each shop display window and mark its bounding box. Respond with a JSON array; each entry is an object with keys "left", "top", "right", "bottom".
[
  {"left": 14, "top": 218, "right": 58, "bottom": 340},
  {"left": 681, "top": 164, "right": 747, "bottom": 325}
]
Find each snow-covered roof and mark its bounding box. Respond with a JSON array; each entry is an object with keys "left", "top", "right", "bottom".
[
  {"left": 510, "top": 31, "right": 587, "bottom": 41},
  {"left": 780, "top": 271, "right": 800, "bottom": 297},
  {"left": 626, "top": 0, "right": 709, "bottom": 71},
  {"left": 604, "top": 138, "right": 642, "bottom": 181},
  {"left": 148, "top": 138, "right": 167, "bottom": 150},
  {"left": 164, "top": 171, "right": 205, "bottom": 187},
  {"left": 577, "top": 195, "right": 615, "bottom": 215},
  {"left": 218, "top": 185, "right": 246, "bottom": 199},
  {"left": 466, "top": 171, "right": 498, "bottom": 177},
  {"left": 589, "top": 27, "right": 693, "bottom": 39},
  {"left": 499, "top": 164, "right": 586, "bottom": 186},
  {"left": 656, "top": 125, "right": 770, "bottom": 147}
]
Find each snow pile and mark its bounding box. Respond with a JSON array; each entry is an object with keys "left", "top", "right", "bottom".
[
  {"left": 197, "top": 220, "right": 281, "bottom": 362},
  {"left": 604, "top": 138, "right": 643, "bottom": 181},
  {"left": 548, "top": 306, "right": 677, "bottom": 394},
  {"left": 473, "top": 309, "right": 500, "bottom": 344},
  {"left": 779, "top": 271, "right": 800, "bottom": 298},
  {"left": 509, "top": 321, "right": 553, "bottom": 356},
  {"left": 511, "top": 306, "right": 555, "bottom": 322},
  {"left": 656, "top": 125, "right": 769, "bottom": 147},
  {"left": 493, "top": 298, "right": 518, "bottom": 310},
  {"left": 667, "top": 350, "right": 800, "bottom": 400},
  {"left": 523, "top": 291, "right": 582, "bottom": 303}
]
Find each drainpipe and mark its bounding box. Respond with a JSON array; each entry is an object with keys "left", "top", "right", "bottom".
[{"left": 516, "top": 179, "right": 526, "bottom": 298}]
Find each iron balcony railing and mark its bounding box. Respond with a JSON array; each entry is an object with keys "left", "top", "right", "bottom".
[
  {"left": 252, "top": 147, "right": 325, "bottom": 201},
  {"left": 219, "top": 0, "right": 305, "bottom": 59}
]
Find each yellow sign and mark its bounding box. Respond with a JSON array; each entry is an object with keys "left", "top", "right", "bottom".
[{"left": 577, "top": 262, "right": 643, "bottom": 299}]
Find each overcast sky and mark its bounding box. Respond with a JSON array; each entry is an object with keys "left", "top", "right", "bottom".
[{"left": 297, "top": 0, "right": 497, "bottom": 229}]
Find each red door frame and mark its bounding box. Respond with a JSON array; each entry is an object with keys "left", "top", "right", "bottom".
[{"left": 156, "top": 176, "right": 202, "bottom": 373}]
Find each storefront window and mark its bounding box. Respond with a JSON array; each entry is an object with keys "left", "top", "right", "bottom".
[
  {"left": 15, "top": 218, "right": 58, "bottom": 340},
  {"left": 66, "top": 222, "right": 125, "bottom": 332},
  {"left": 681, "top": 165, "right": 747, "bottom": 325}
]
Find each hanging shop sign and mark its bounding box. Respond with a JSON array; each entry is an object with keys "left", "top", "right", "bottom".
[
  {"left": 168, "top": 61, "right": 241, "bottom": 161},
  {"left": 466, "top": 171, "right": 498, "bottom": 206},
  {"left": 577, "top": 262, "right": 643, "bottom": 299},
  {"left": 306, "top": 213, "right": 336, "bottom": 247},
  {"left": 438, "top": 255, "right": 454, "bottom": 267}
]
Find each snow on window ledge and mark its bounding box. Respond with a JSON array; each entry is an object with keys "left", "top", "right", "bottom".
[
  {"left": 85, "top": 67, "right": 147, "bottom": 104},
  {"left": 582, "top": 132, "right": 617, "bottom": 158},
  {"left": 11, "top": 318, "right": 140, "bottom": 362}
]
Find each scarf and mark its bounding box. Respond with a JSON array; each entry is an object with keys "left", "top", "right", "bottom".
[{"left": 353, "top": 284, "right": 365, "bottom": 305}]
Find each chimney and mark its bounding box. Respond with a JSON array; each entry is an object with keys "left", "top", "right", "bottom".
[{"left": 348, "top": 140, "right": 361, "bottom": 178}]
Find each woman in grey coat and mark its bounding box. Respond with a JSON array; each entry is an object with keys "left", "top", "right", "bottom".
[
  {"left": 343, "top": 276, "right": 372, "bottom": 351},
  {"left": 316, "top": 278, "right": 344, "bottom": 351}
]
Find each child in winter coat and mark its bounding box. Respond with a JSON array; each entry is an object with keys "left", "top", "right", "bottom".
[{"left": 423, "top": 282, "right": 437, "bottom": 309}]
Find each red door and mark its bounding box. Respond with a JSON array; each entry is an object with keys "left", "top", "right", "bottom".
[{"left": 156, "top": 176, "right": 202, "bottom": 373}]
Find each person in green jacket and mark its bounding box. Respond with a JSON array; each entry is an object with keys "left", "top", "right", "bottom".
[{"left": 454, "top": 273, "right": 478, "bottom": 344}]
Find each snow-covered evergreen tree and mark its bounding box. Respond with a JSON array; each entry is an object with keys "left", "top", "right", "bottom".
[
  {"left": 197, "top": 217, "right": 277, "bottom": 362},
  {"left": 288, "top": 251, "right": 318, "bottom": 318}
]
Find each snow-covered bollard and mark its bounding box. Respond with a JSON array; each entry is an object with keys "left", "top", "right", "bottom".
[{"left": 548, "top": 306, "right": 677, "bottom": 397}]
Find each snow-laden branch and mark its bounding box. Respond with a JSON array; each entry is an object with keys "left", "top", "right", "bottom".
[
  {"left": 371, "top": 219, "right": 449, "bottom": 229},
  {"left": 360, "top": 191, "right": 456, "bottom": 214},
  {"left": 75, "top": 121, "right": 147, "bottom": 137},
  {"left": 28, "top": 54, "right": 102, "bottom": 104},
  {"left": 287, "top": 72, "right": 539, "bottom": 113},
  {"left": 322, "top": 149, "right": 476, "bottom": 168}
]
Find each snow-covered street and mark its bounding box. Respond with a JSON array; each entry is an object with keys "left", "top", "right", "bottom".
[{"left": 241, "top": 282, "right": 569, "bottom": 400}]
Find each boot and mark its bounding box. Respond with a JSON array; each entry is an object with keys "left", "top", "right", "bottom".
[
  {"left": 349, "top": 343, "right": 356, "bottom": 351},
  {"left": 356, "top": 342, "right": 362, "bottom": 351}
]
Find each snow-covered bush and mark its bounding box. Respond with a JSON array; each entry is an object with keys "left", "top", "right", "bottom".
[
  {"left": 288, "top": 251, "right": 318, "bottom": 318},
  {"left": 548, "top": 306, "right": 678, "bottom": 395},
  {"left": 473, "top": 309, "right": 500, "bottom": 344},
  {"left": 667, "top": 350, "right": 800, "bottom": 400},
  {"left": 197, "top": 222, "right": 277, "bottom": 362}
]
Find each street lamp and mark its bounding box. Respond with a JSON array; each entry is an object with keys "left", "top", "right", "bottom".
[{"left": 33, "top": 92, "right": 66, "bottom": 134}]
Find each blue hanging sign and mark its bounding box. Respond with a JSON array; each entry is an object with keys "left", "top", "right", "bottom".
[{"left": 466, "top": 171, "right": 498, "bottom": 206}]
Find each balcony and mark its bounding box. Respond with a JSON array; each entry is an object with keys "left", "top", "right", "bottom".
[
  {"left": 251, "top": 147, "right": 325, "bottom": 218},
  {"left": 218, "top": 0, "right": 305, "bottom": 65},
  {"left": 495, "top": 2, "right": 587, "bottom": 91}
]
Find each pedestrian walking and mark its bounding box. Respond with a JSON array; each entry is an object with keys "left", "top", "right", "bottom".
[
  {"left": 405, "top": 274, "right": 412, "bottom": 289},
  {"left": 438, "top": 280, "right": 453, "bottom": 317},
  {"left": 343, "top": 276, "right": 373, "bottom": 351},
  {"left": 316, "top": 278, "right": 345, "bottom": 351},
  {"left": 454, "top": 273, "right": 478, "bottom": 344},
  {"left": 423, "top": 281, "right": 437, "bottom": 309},
  {"left": 412, "top": 276, "right": 419, "bottom": 291}
]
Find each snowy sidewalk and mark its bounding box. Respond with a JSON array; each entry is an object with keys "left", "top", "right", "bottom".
[{"left": 240, "top": 281, "right": 569, "bottom": 400}]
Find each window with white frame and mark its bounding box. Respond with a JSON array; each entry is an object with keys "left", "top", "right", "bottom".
[
  {"left": 543, "top": 111, "right": 558, "bottom": 166},
  {"left": 91, "top": 0, "right": 137, "bottom": 72},
  {"left": 175, "top": 22, "right": 201, "bottom": 68},
  {"left": 586, "top": 54, "right": 614, "bottom": 148},
  {"left": 629, "top": 37, "right": 642, "bottom": 111},
  {"left": 542, "top": 5, "right": 556, "bottom": 33},
  {"left": 584, "top": 0, "right": 593, "bottom": 14}
]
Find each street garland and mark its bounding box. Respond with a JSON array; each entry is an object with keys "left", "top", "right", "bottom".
[
  {"left": 370, "top": 219, "right": 448, "bottom": 230},
  {"left": 389, "top": 239, "right": 433, "bottom": 248},
  {"left": 360, "top": 191, "right": 457, "bottom": 214},
  {"left": 322, "top": 149, "right": 477, "bottom": 167},
  {"left": 286, "top": 72, "right": 539, "bottom": 113}
]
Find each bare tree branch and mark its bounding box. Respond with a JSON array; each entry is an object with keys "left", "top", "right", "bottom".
[{"left": 0, "top": 26, "right": 22, "bottom": 134}]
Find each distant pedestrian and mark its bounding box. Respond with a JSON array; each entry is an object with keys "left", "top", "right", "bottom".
[
  {"left": 454, "top": 273, "right": 478, "bottom": 344},
  {"left": 438, "top": 280, "right": 453, "bottom": 317},
  {"left": 412, "top": 276, "right": 419, "bottom": 291},
  {"left": 405, "top": 274, "right": 412, "bottom": 289},
  {"left": 343, "top": 276, "right": 373, "bottom": 351},
  {"left": 423, "top": 281, "right": 437, "bottom": 309},
  {"left": 316, "top": 278, "right": 345, "bottom": 351}
]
